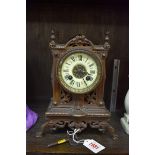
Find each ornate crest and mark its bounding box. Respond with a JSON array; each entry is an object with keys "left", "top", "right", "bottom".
[{"left": 65, "top": 35, "right": 94, "bottom": 48}]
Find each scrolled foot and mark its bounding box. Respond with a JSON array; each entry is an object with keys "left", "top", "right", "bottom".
[
  {"left": 35, "top": 122, "right": 49, "bottom": 138},
  {"left": 106, "top": 123, "right": 118, "bottom": 140}
]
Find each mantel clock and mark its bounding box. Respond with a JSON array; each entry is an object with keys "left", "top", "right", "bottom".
[{"left": 36, "top": 30, "right": 118, "bottom": 140}]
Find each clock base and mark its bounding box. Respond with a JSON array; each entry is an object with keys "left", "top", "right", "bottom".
[{"left": 36, "top": 103, "right": 118, "bottom": 140}]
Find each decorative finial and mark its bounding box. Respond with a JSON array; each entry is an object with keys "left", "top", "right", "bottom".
[
  {"left": 105, "top": 31, "right": 110, "bottom": 41},
  {"left": 103, "top": 31, "right": 110, "bottom": 50},
  {"left": 49, "top": 29, "right": 56, "bottom": 48}
]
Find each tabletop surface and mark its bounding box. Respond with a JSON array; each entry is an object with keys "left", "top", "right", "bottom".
[{"left": 26, "top": 102, "right": 129, "bottom": 155}]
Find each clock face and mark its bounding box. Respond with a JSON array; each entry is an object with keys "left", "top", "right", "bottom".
[{"left": 57, "top": 50, "right": 102, "bottom": 94}]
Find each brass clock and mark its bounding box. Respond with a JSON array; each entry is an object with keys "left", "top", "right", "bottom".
[
  {"left": 57, "top": 49, "right": 102, "bottom": 94},
  {"left": 36, "top": 31, "right": 118, "bottom": 140}
]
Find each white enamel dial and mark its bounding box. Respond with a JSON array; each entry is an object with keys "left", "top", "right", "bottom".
[{"left": 58, "top": 50, "right": 102, "bottom": 94}]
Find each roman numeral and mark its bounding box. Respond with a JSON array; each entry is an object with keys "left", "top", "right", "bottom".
[
  {"left": 78, "top": 55, "right": 82, "bottom": 61},
  {"left": 71, "top": 56, "right": 75, "bottom": 62},
  {"left": 66, "top": 62, "right": 71, "bottom": 65},
  {"left": 85, "top": 58, "right": 88, "bottom": 63},
  {"left": 76, "top": 82, "right": 80, "bottom": 87},
  {"left": 64, "top": 75, "right": 69, "bottom": 80},
  {"left": 90, "top": 70, "right": 95, "bottom": 74},
  {"left": 83, "top": 78, "right": 87, "bottom": 86},
  {"left": 63, "top": 69, "right": 69, "bottom": 72},
  {"left": 89, "top": 63, "right": 94, "bottom": 67},
  {"left": 70, "top": 80, "right": 75, "bottom": 86}
]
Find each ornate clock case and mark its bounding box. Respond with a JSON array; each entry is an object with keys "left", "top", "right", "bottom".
[{"left": 36, "top": 30, "right": 118, "bottom": 140}]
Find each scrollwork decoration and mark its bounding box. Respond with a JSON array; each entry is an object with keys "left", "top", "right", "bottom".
[
  {"left": 84, "top": 91, "right": 97, "bottom": 104},
  {"left": 61, "top": 89, "right": 72, "bottom": 104},
  {"left": 65, "top": 35, "right": 94, "bottom": 48}
]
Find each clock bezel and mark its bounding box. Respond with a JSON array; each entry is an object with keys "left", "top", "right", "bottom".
[{"left": 57, "top": 48, "right": 103, "bottom": 94}]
